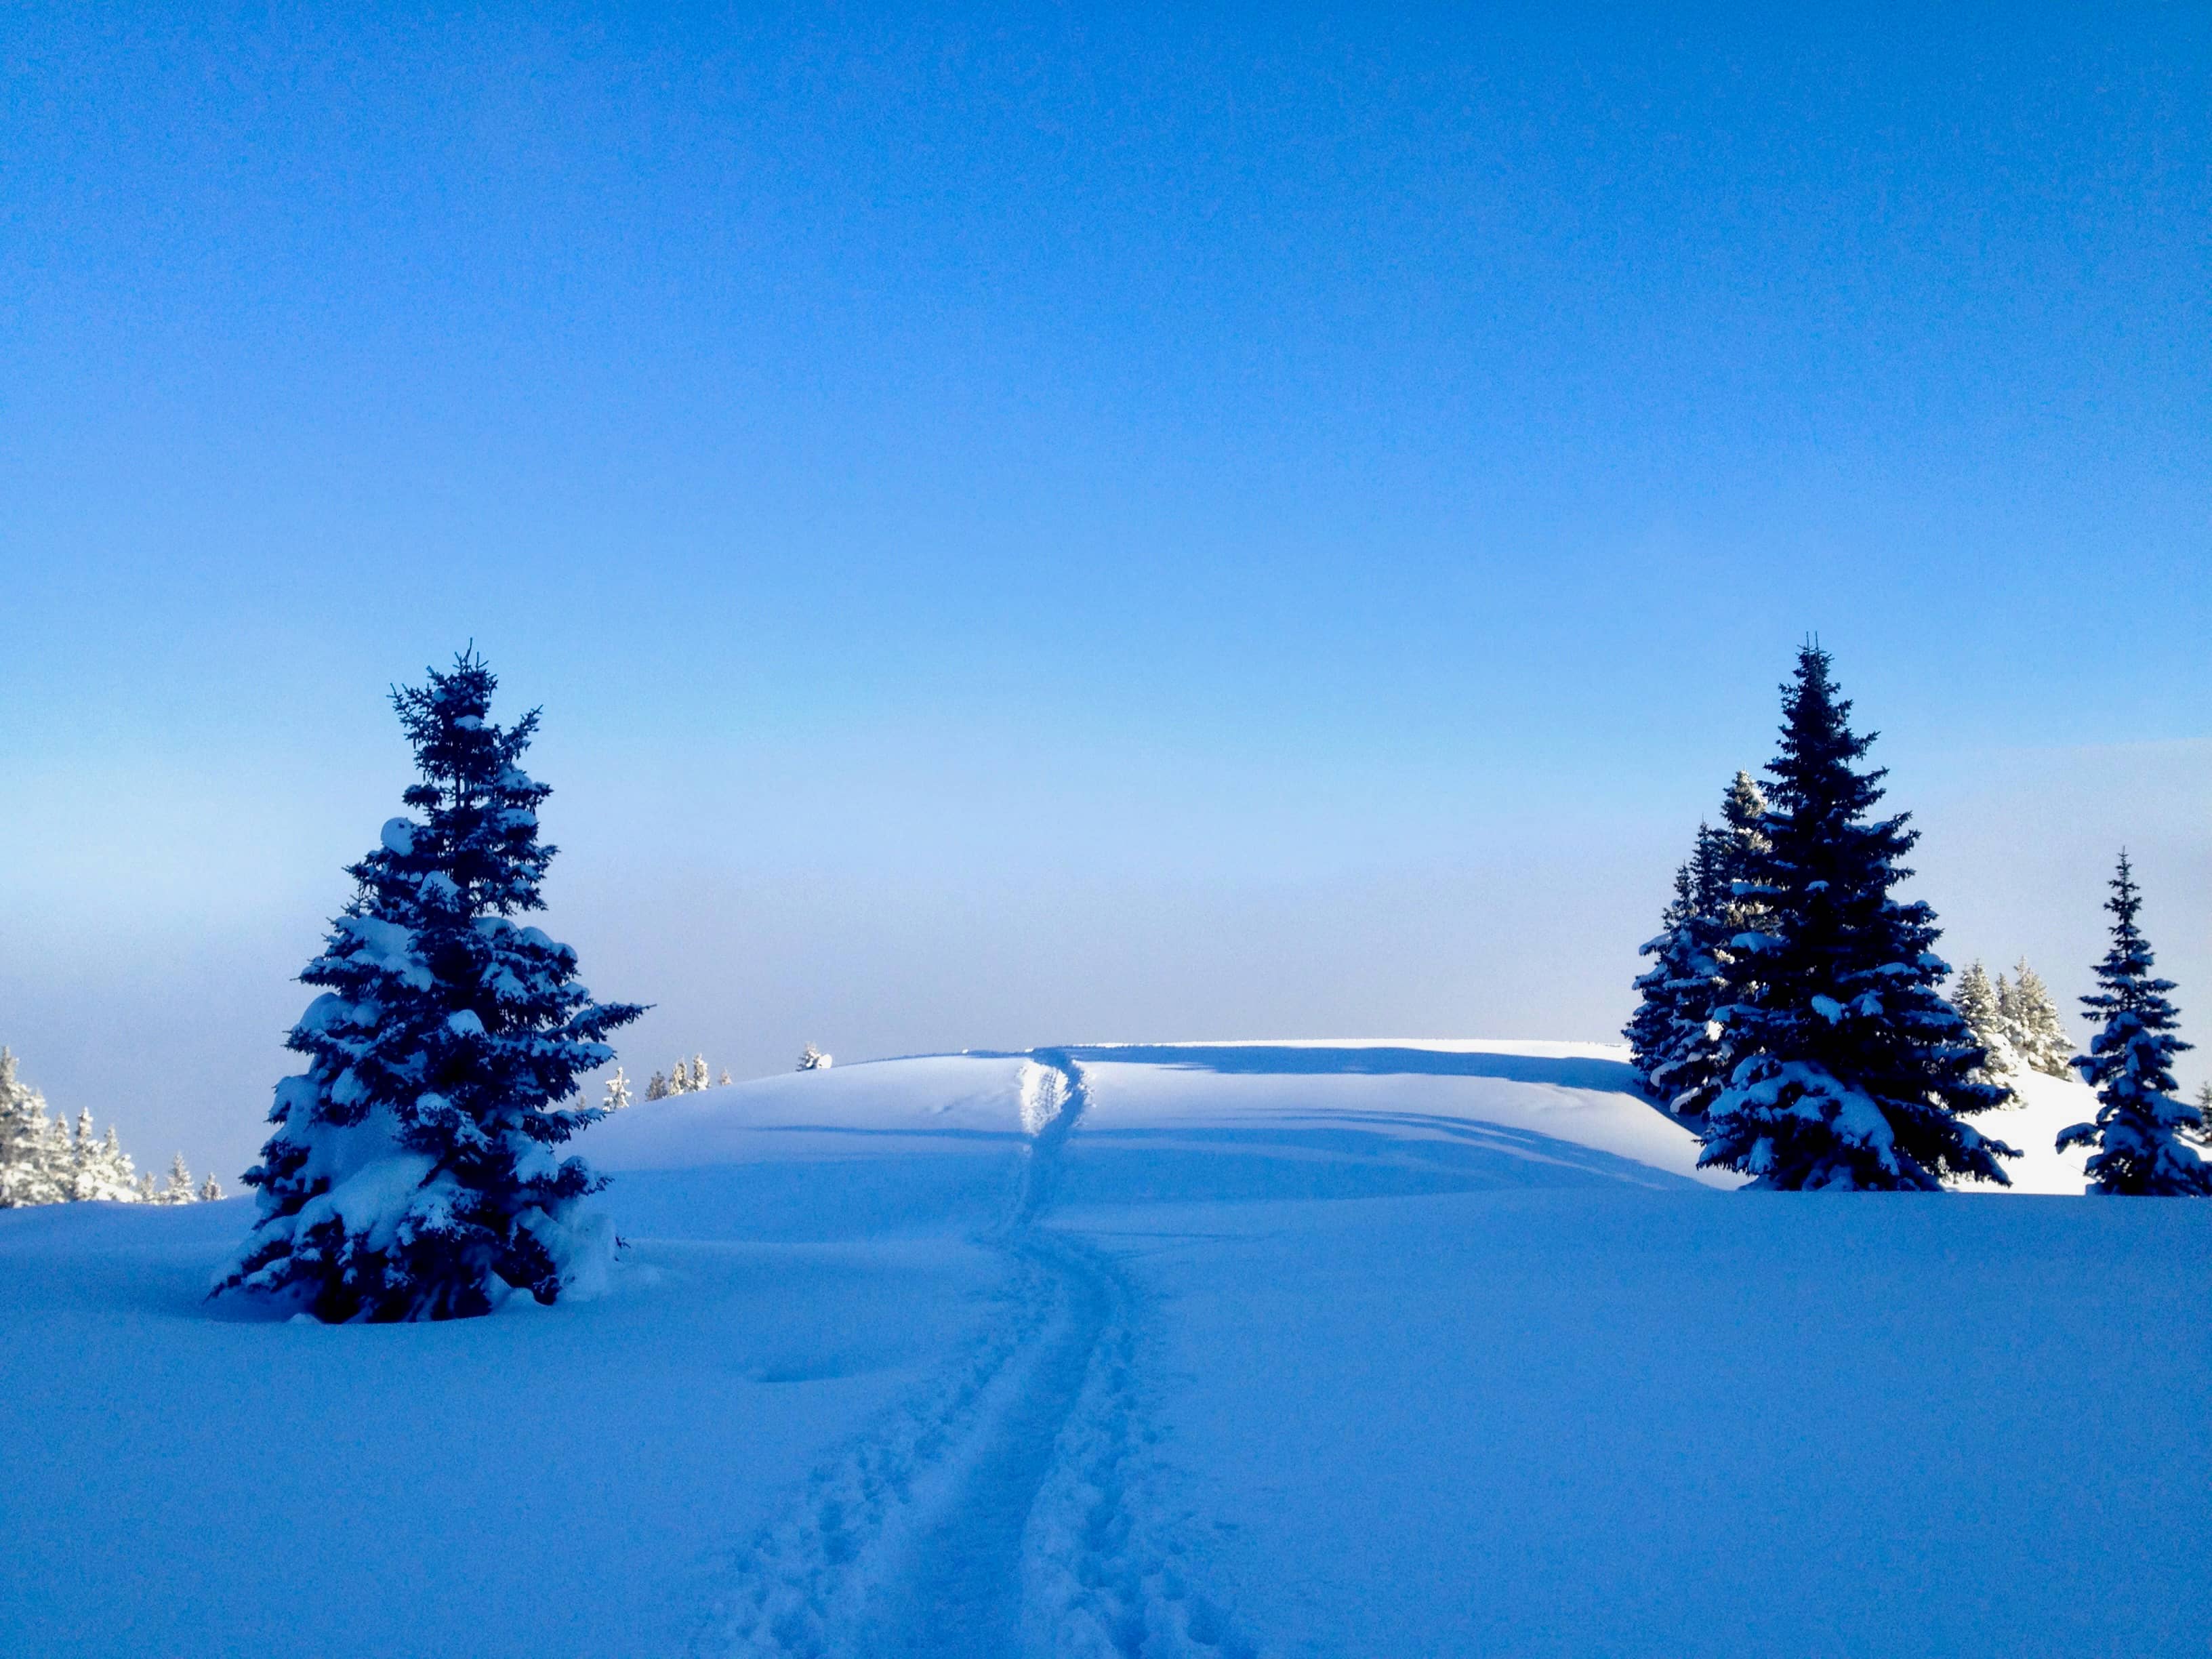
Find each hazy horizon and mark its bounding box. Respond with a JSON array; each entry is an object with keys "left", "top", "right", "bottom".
[{"left": 3, "top": 6, "right": 2206, "bottom": 1181}]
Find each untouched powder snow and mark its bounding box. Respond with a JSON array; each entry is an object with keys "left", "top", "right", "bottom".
[{"left": 3, "top": 1040, "right": 2207, "bottom": 1658}]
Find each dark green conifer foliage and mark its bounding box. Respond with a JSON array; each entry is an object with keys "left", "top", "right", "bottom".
[
  {"left": 1701, "top": 644, "right": 2014, "bottom": 1190},
  {"left": 218, "top": 650, "right": 644, "bottom": 1319},
  {"left": 1626, "top": 825, "right": 1735, "bottom": 1118},
  {"left": 2058, "top": 855, "right": 2209, "bottom": 1195}
]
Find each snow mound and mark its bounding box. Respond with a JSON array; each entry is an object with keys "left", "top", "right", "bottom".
[
  {"left": 1980, "top": 1068, "right": 2100, "bottom": 1195},
  {"left": 590, "top": 1039, "right": 1729, "bottom": 1196},
  {"left": 590, "top": 1040, "right": 2104, "bottom": 1197},
  {"left": 589, "top": 1054, "right": 1041, "bottom": 1169}
]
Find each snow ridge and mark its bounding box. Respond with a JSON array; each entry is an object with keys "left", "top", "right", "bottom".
[{"left": 693, "top": 1049, "right": 1258, "bottom": 1659}]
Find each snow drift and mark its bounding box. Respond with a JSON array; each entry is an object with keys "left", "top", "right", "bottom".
[{"left": 3, "top": 1040, "right": 2205, "bottom": 1658}]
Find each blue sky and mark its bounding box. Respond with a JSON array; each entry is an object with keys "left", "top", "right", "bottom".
[{"left": 3, "top": 5, "right": 2207, "bottom": 1176}]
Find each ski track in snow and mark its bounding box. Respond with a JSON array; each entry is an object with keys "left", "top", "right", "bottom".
[{"left": 694, "top": 1051, "right": 1258, "bottom": 1659}]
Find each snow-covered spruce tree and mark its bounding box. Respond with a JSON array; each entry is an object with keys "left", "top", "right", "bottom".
[
  {"left": 2196, "top": 1082, "right": 2212, "bottom": 1149},
  {"left": 1950, "top": 961, "right": 2018, "bottom": 1090},
  {"left": 688, "top": 1054, "right": 709, "bottom": 1092},
  {"left": 602, "top": 1067, "right": 632, "bottom": 1111},
  {"left": 1700, "top": 644, "right": 2015, "bottom": 1190},
  {"left": 215, "top": 650, "right": 644, "bottom": 1322},
  {"left": 158, "top": 1154, "right": 197, "bottom": 1204},
  {"left": 2001, "top": 960, "right": 2072, "bottom": 1078},
  {"left": 1720, "top": 769, "right": 1769, "bottom": 911},
  {"left": 0, "top": 1046, "right": 64, "bottom": 1208},
  {"left": 1628, "top": 861, "right": 1698, "bottom": 1082},
  {"left": 200, "top": 1173, "right": 225, "bottom": 1202},
  {"left": 62, "top": 1112, "right": 144, "bottom": 1203},
  {"left": 2057, "top": 855, "right": 2209, "bottom": 1196},
  {"left": 1626, "top": 827, "right": 1731, "bottom": 1117},
  {"left": 644, "top": 1069, "right": 669, "bottom": 1101},
  {"left": 797, "top": 1043, "right": 830, "bottom": 1071},
  {"left": 718, "top": 1068, "right": 731, "bottom": 1087}
]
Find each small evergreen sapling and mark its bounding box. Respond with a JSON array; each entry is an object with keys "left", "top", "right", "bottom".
[
  {"left": 216, "top": 650, "right": 644, "bottom": 1321},
  {"left": 2057, "top": 855, "right": 2209, "bottom": 1196},
  {"left": 1700, "top": 644, "right": 2015, "bottom": 1190},
  {"left": 602, "top": 1067, "right": 632, "bottom": 1111},
  {"left": 798, "top": 1044, "right": 832, "bottom": 1071}
]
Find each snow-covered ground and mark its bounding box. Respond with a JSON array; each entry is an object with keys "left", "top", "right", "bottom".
[{"left": 3, "top": 1042, "right": 2207, "bottom": 1657}]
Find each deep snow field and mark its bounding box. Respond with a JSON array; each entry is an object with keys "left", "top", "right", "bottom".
[{"left": 3, "top": 1042, "right": 2208, "bottom": 1658}]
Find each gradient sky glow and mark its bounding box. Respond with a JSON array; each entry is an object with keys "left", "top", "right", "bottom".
[{"left": 3, "top": 5, "right": 2207, "bottom": 1180}]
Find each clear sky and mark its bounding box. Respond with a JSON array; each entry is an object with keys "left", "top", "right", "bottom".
[{"left": 3, "top": 5, "right": 2207, "bottom": 1180}]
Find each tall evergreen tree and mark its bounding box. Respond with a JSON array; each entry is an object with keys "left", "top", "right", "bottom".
[
  {"left": 216, "top": 650, "right": 644, "bottom": 1321},
  {"left": 1702, "top": 644, "right": 2015, "bottom": 1189},
  {"left": 2057, "top": 855, "right": 2209, "bottom": 1195}
]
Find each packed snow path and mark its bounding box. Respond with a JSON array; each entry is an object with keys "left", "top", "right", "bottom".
[{"left": 698, "top": 1053, "right": 1255, "bottom": 1659}]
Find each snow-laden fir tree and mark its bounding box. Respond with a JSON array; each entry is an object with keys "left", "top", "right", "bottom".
[
  {"left": 797, "top": 1044, "right": 831, "bottom": 1071},
  {"left": 1627, "top": 861, "right": 1699, "bottom": 1082},
  {"left": 1626, "top": 829, "right": 1727, "bottom": 1116},
  {"left": 1719, "top": 769, "right": 1769, "bottom": 916},
  {"left": 2194, "top": 1082, "right": 2212, "bottom": 1148},
  {"left": 1999, "top": 960, "right": 2072, "bottom": 1079},
  {"left": 602, "top": 1067, "right": 632, "bottom": 1111},
  {"left": 215, "top": 650, "right": 644, "bottom": 1322},
  {"left": 0, "top": 1047, "right": 64, "bottom": 1208},
  {"left": 689, "top": 1054, "right": 709, "bottom": 1092},
  {"left": 2057, "top": 855, "right": 2209, "bottom": 1196},
  {"left": 1700, "top": 644, "right": 2015, "bottom": 1190},
  {"left": 644, "top": 1070, "right": 670, "bottom": 1101},
  {"left": 1950, "top": 961, "right": 2018, "bottom": 1090},
  {"left": 157, "top": 1153, "right": 199, "bottom": 1204},
  {"left": 62, "top": 1111, "right": 144, "bottom": 1202},
  {"left": 1626, "top": 772, "right": 1775, "bottom": 1120},
  {"left": 718, "top": 1068, "right": 732, "bottom": 1087}
]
